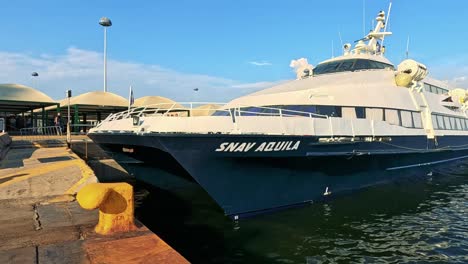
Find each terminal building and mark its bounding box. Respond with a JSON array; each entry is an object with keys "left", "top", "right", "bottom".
[
  {"left": 0, "top": 83, "right": 218, "bottom": 133},
  {"left": 0, "top": 84, "right": 58, "bottom": 133},
  {"left": 37, "top": 91, "right": 129, "bottom": 132}
]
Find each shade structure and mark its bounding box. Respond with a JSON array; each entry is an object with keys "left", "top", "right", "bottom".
[
  {"left": 132, "top": 96, "right": 185, "bottom": 110},
  {"left": 40, "top": 91, "right": 128, "bottom": 113},
  {"left": 56, "top": 91, "right": 128, "bottom": 110},
  {"left": 0, "top": 84, "right": 57, "bottom": 113},
  {"left": 34, "top": 91, "right": 130, "bottom": 129},
  {"left": 190, "top": 104, "right": 221, "bottom": 116}
]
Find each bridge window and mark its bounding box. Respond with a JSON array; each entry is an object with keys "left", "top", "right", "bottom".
[
  {"left": 313, "top": 59, "right": 394, "bottom": 76},
  {"left": 354, "top": 59, "right": 371, "bottom": 70}
]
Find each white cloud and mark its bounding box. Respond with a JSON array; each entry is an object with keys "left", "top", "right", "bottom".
[
  {"left": 450, "top": 76, "right": 468, "bottom": 87},
  {"left": 231, "top": 80, "right": 287, "bottom": 89},
  {"left": 0, "top": 48, "right": 282, "bottom": 102},
  {"left": 429, "top": 57, "right": 468, "bottom": 88},
  {"left": 248, "top": 61, "right": 272, "bottom": 66}
]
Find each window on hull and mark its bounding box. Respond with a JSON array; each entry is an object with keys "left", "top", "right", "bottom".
[
  {"left": 412, "top": 112, "right": 423, "bottom": 128},
  {"left": 424, "top": 83, "right": 449, "bottom": 95},
  {"left": 366, "top": 108, "right": 384, "bottom": 121},
  {"left": 316, "top": 106, "right": 341, "bottom": 117},
  {"left": 432, "top": 113, "right": 468, "bottom": 131},
  {"left": 355, "top": 107, "right": 366, "bottom": 119},
  {"left": 213, "top": 105, "right": 426, "bottom": 129}
]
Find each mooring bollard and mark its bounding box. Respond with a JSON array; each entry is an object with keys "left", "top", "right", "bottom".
[{"left": 77, "top": 183, "right": 137, "bottom": 235}]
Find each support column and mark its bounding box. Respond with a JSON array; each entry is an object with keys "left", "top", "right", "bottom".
[
  {"left": 41, "top": 107, "right": 45, "bottom": 127},
  {"left": 30, "top": 109, "right": 34, "bottom": 127},
  {"left": 74, "top": 105, "right": 79, "bottom": 133},
  {"left": 83, "top": 113, "right": 87, "bottom": 133}
]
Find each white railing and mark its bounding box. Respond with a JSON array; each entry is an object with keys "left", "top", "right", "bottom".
[
  {"left": 94, "top": 102, "right": 427, "bottom": 137},
  {"left": 96, "top": 102, "right": 336, "bottom": 136},
  {"left": 102, "top": 103, "right": 328, "bottom": 121}
]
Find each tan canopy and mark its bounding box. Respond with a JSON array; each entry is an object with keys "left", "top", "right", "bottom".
[
  {"left": 190, "top": 104, "right": 221, "bottom": 116},
  {"left": 0, "top": 83, "right": 57, "bottom": 113},
  {"left": 59, "top": 91, "right": 128, "bottom": 107},
  {"left": 132, "top": 96, "right": 184, "bottom": 110}
]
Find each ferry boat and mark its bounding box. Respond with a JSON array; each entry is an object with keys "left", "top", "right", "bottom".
[{"left": 88, "top": 9, "right": 468, "bottom": 219}]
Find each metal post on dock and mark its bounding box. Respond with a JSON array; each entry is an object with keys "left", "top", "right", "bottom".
[{"left": 66, "top": 90, "right": 72, "bottom": 146}]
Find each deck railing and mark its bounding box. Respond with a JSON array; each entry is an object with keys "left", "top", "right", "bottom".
[
  {"left": 96, "top": 102, "right": 336, "bottom": 136},
  {"left": 102, "top": 103, "right": 328, "bottom": 121},
  {"left": 97, "top": 102, "right": 335, "bottom": 135}
]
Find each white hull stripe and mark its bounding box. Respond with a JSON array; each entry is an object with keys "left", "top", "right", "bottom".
[{"left": 386, "top": 154, "right": 468, "bottom": 171}]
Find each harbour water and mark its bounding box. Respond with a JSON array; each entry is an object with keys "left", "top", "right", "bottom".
[{"left": 131, "top": 163, "right": 468, "bottom": 263}]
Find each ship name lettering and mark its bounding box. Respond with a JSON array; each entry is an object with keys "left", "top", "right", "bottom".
[{"left": 215, "top": 141, "right": 300, "bottom": 152}]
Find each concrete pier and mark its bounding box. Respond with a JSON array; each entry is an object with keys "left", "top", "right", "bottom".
[
  {"left": 0, "top": 133, "right": 12, "bottom": 161},
  {"left": 0, "top": 134, "right": 189, "bottom": 263}
]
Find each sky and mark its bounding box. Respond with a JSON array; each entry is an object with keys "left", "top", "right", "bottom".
[{"left": 0, "top": 0, "right": 467, "bottom": 102}]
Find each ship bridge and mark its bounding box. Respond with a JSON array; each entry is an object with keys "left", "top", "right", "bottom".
[{"left": 313, "top": 54, "right": 394, "bottom": 76}]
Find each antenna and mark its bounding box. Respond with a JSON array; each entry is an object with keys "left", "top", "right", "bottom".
[
  {"left": 332, "top": 40, "right": 335, "bottom": 58},
  {"left": 381, "top": 1, "right": 392, "bottom": 46},
  {"left": 362, "top": 0, "right": 366, "bottom": 36},
  {"left": 384, "top": 1, "right": 392, "bottom": 32},
  {"left": 338, "top": 30, "right": 344, "bottom": 52},
  {"left": 406, "top": 35, "right": 410, "bottom": 59}
]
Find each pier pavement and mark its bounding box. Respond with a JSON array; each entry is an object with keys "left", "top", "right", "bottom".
[{"left": 0, "top": 133, "right": 189, "bottom": 263}]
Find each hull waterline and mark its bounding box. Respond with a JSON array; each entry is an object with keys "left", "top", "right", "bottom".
[{"left": 88, "top": 133, "right": 468, "bottom": 218}]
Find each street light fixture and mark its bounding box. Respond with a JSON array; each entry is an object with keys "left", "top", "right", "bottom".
[
  {"left": 31, "top": 72, "right": 39, "bottom": 88},
  {"left": 99, "top": 17, "right": 112, "bottom": 92}
]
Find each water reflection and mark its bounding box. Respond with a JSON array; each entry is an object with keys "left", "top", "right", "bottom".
[{"left": 131, "top": 163, "right": 468, "bottom": 264}]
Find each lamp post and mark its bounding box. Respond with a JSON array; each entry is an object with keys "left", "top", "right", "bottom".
[
  {"left": 31, "top": 72, "right": 39, "bottom": 88},
  {"left": 190, "top": 88, "right": 199, "bottom": 114},
  {"left": 193, "top": 88, "right": 199, "bottom": 101},
  {"left": 99, "top": 17, "right": 112, "bottom": 92}
]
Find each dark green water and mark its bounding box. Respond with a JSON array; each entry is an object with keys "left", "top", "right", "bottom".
[{"left": 131, "top": 164, "right": 468, "bottom": 264}]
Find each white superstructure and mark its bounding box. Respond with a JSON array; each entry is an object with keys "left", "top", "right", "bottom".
[{"left": 92, "top": 9, "right": 468, "bottom": 142}]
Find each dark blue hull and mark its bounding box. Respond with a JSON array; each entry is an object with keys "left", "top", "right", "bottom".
[{"left": 88, "top": 133, "right": 468, "bottom": 218}]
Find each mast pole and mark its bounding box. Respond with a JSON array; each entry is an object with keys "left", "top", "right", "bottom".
[{"left": 381, "top": 1, "right": 393, "bottom": 46}]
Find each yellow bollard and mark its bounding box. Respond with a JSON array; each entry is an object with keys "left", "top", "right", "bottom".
[{"left": 77, "top": 183, "right": 137, "bottom": 235}]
